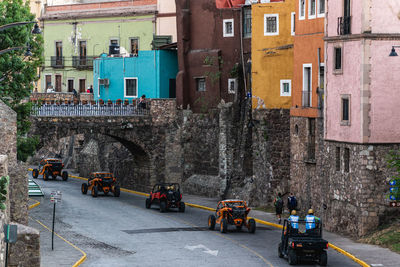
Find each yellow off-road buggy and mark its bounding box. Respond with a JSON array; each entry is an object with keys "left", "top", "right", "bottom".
[
  {"left": 32, "top": 158, "right": 68, "bottom": 181},
  {"left": 81, "top": 172, "right": 120, "bottom": 198}
]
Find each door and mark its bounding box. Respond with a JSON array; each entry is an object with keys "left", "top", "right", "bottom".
[
  {"left": 55, "top": 75, "right": 62, "bottom": 92},
  {"left": 45, "top": 75, "right": 51, "bottom": 90},
  {"left": 169, "top": 79, "right": 176, "bottom": 98},
  {"left": 79, "top": 79, "right": 86, "bottom": 93},
  {"left": 67, "top": 79, "right": 74, "bottom": 92}
]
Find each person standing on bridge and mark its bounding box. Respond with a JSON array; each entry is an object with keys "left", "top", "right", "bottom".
[{"left": 138, "top": 94, "right": 146, "bottom": 109}]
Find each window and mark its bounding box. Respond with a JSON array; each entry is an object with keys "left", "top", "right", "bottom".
[
  {"left": 79, "top": 41, "right": 86, "bottom": 58},
  {"left": 110, "top": 39, "right": 119, "bottom": 45},
  {"left": 79, "top": 79, "right": 86, "bottom": 93},
  {"left": 291, "top": 12, "right": 296, "bottom": 36},
  {"left": 299, "top": 0, "right": 305, "bottom": 20},
  {"left": 130, "top": 38, "right": 139, "bottom": 56},
  {"left": 243, "top": 8, "right": 252, "bottom": 38},
  {"left": 302, "top": 64, "right": 312, "bottom": 107},
  {"left": 264, "top": 14, "right": 279, "bottom": 36},
  {"left": 45, "top": 75, "right": 52, "bottom": 90},
  {"left": 67, "top": 79, "right": 74, "bottom": 92},
  {"left": 223, "top": 19, "right": 234, "bottom": 37},
  {"left": 334, "top": 47, "right": 342, "bottom": 71},
  {"left": 336, "top": 147, "right": 341, "bottom": 171},
  {"left": 309, "top": 0, "right": 316, "bottom": 19},
  {"left": 280, "top": 80, "right": 291, "bottom": 97},
  {"left": 55, "top": 75, "right": 62, "bottom": 92},
  {"left": 56, "top": 41, "right": 62, "bottom": 58},
  {"left": 196, "top": 78, "right": 206, "bottom": 92},
  {"left": 344, "top": 148, "right": 350, "bottom": 172},
  {"left": 228, "top": 78, "right": 237, "bottom": 94},
  {"left": 341, "top": 95, "right": 350, "bottom": 124},
  {"left": 125, "top": 78, "right": 138, "bottom": 97},
  {"left": 319, "top": 64, "right": 325, "bottom": 90},
  {"left": 318, "top": 0, "right": 325, "bottom": 17}
]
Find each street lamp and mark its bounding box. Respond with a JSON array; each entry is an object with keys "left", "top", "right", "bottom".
[
  {"left": 0, "top": 21, "right": 41, "bottom": 56},
  {"left": 389, "top": 46, "right": 400, "bottom": 57}
]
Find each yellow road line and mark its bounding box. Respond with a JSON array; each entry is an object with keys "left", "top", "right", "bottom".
[
  {"left": 28, "top": 199, "right": 41, "bottom": 210},
  {"left": 32, "top": 217, "right": 87, "bottom": 267},
  {"left": 56, "top": 172, "right": 371, "bottom": 267}
]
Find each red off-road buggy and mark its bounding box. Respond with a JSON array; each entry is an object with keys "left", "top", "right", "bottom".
[{"left": 145, "top": 183, "right": 185, "bottom": 213}]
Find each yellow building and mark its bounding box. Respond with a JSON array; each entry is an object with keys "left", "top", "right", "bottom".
[
  {"left": 30, "top": 0, "right": 44, "bottom": 92},
  {"left": 251, "top": 0, "right": 294, "bottom": 109}
]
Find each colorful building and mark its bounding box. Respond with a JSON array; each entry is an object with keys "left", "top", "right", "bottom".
[
  {"left": 251, "top": 0, "right": 295, "bottom": 109},
  {"left": 175, "top": 0, "right": 251, "bottom": 112},
  {"left": 39, "top": 0, "right": 162, "bottom": 93},
  {"left": 289, "top": 0, "right": 325, "bottom": 216},
  {"left": 93, "top": 49, "right": 178, "bottom": 101},
  {"left": 305, "top": 0, "right": 400, "bottom": 237}
]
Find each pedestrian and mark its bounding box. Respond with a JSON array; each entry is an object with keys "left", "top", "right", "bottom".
[
  {"left": 138, "top": 94, "right": 146, "bottom": 109},
  {"left": 274, "top": 192, "right": 284, "bottom": 224},
  {"left": 73, "top": 88, "right": 78, "bottom": 98},
  {"left": 287, "top": 192, "right": 298, "bottom": 214},
  {"left": 89, "top": 85, "right": 93, "bottom": 94}
]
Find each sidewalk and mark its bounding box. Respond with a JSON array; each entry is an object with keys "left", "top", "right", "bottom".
[{"left": 184, "top": 194, "right": 400, "bottom": 267}]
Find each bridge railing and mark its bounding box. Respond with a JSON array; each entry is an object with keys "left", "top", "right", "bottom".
[{"left": 31, "top": 99, "right": 150, "bottom": 117}]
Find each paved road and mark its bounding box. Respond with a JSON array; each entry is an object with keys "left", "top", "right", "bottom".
[{"left": 29, "top": 174, "right": 360, "bottom": 267}]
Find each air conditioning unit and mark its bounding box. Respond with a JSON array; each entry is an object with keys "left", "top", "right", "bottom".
[{"left": 99, "top": 79, "right": 110, "bottom": 87}]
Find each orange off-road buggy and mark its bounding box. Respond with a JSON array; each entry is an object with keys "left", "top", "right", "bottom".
[
  {"left": 208, "top": 200, "right": 256, "bottom": 233},
  {"left": 145, "top": 183, "right": 185, "bottom": 213},
  {"left": 81, "top": 172, "right": 120, "bottom": 198},
  {"left": 32, "top": 158, "right": 68, "bottom": 181}
]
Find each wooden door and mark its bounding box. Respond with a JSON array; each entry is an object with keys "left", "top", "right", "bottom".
[{"left": 55, "top": 75, "right": 61, "bottom": 92}]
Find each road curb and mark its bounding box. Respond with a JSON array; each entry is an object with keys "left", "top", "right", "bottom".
[
  {"left": 66, "top": 173, "right": 370, "bottom": 267},
  {"left": 28, "top": 199, "right": 41, "bottom": 210}
]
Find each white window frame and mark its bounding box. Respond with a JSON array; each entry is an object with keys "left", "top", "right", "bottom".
[
  {"left": 303, "top": 63, "right": 313, "bottom": 106},
  {"left": 228, "top": 78, "right": 238, "bottom": 94},
  {"left": 280, "top": 79, "right": 292, "bottom": 97},
  {"left": 317, "top": 0, "right": 325, "bottom": 18},
  {"left": 308, "top": 0, "right": 317, "bottom": 19},
  {"left": 318, "top": 63, "right": 325, "bottom": 90},
  {"left": 291, "top": 12, "right": 296, "bottom": 36},
  {"left": 97, "top": 78, "right": 101, "bottom": 98},
  {"left": 264, "top": 14, "right": 279, "bottom": 36},
  {"left": 299, "top": 0, "right": 305, "bottom": 20},
  {"left": 124, "top": 77, "right": 138, "bottom": 98},
  {"left": 223, "top": 19, "right": 234, "bottom": 38},
  {"left": 195, "top": 77, "right": 207, "bottom": 92}
]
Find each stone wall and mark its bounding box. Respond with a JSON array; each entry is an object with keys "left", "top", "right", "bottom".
[
  {"left": 0, "top": 101, "right": 17, "bottom": 163},
  {"left": 0, "top": 156, "right": 9, "bottom": 267},
  {"left": 8, "top": 223, "right": 40, "bottom": 267}
]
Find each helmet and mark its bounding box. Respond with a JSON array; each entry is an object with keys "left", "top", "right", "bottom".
[
  {"left": 308, "top": 209, "right": 314, "bottom": 214},
  {"left": 291, "top": 210, "right": 297, "bottom": 215}
]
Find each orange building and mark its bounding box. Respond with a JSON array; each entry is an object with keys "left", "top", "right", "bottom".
[{"left": 289, "top": 0, "right": 325, "bottom": 207}]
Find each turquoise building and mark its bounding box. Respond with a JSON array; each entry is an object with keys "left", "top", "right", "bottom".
[{"left": 93, "top": 50, "right": 178, "bottom": 101}]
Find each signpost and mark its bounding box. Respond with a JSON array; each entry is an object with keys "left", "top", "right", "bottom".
[
  {"left": 4, "top": 224, "right": 17, "bottom": 267},
  {"left": 389, "top": 179, "right": 399, "bottom": 207},
  {"left": 50, "top": 191, "right": 62, "bottom": 250}
]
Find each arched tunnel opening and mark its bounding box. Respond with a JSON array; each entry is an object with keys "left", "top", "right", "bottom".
[{"left": 31, "top": 133, "right": 152, "bottom": 193}]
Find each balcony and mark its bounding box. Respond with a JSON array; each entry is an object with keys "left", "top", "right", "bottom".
[
  {"left": 51, "top": 56, "right": 64, "bottom": 68},
  {"left": 72, "top": 56, "right": 94, "bottom": 70},
  {"left": 337, "top": 16, "right": 351, "bottom": 35},
  {"left": 302, "top": 91, "right": 312, "bottom": 108}
]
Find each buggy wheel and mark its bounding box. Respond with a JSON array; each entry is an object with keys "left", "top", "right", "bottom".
[
  {"left": 248, "top": 218, "right": 256, "bottom": 233},
  {"left": 104, "top": 191, "right": 109, "bottom": 196},
  {"left": 145, "top": 198, "right": 151, "bottom": 209},
  {"left": 43, "top": 171, "right": 49, "bottom": 181},
  {"left": 81, "top": 183, "right": 88, "bottom": 194},
  {"left": 91, "top": 186, "right": 98, "bottom": 198},
  {"left": 32, "top": 169, "right": 39, "bottom": 179},
  {"left": 319, "top": 250, "right": 327, "bottom": 266},
  {"left": 236, "top": 225, "right": 242, "bottom": 231},
  {"left": 160, "top": 200, "right": 167, "bottom": 213},
  {"left": 179, "top": 201, "right": 185, "bottom": 212},
  {"left": 278, "top": 242, "right": 284, "bottom": 258},
  {"left": 62, "top": 171, "right": 68, "bottom": 181},
  {"left": 113, "top": 186, "right": 120, "bottom": 197},
  {"left": 208, "top": 215, "right": 216, "bottom": 230},
  {"left": 220, "top": 219, "right": 228, "bottom": 233},
  {"left": 288, "top": 249, "right": 297, "bottom": 265}
]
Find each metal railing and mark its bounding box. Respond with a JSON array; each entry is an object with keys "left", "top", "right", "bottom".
[
  {"left": 337, "top": 16, "right": 351, "bottom": 35},
  {"left": 302, "top": 91, "right": 312, "bottom": 108},
  {"left": 31, "top": 100, "right": 150, "bottom": 117},
  {"left": 51, "top": 56, "right": 64, "bottom": 68},
  {"left": 72, "top": 56, "right": 94, "bottom": 69}
]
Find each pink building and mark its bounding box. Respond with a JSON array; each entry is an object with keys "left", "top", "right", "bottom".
[{"left": 323, "top": 0, "right": 400, "bottom": 236}]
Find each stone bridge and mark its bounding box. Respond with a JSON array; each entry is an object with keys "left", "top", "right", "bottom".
[{"left": 30, "top": 99, "right": 178, "bottom": 191}]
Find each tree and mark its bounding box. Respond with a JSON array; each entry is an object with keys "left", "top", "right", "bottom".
[{"left": 0, "top": 0, "right": 43, "bottom": 161}]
